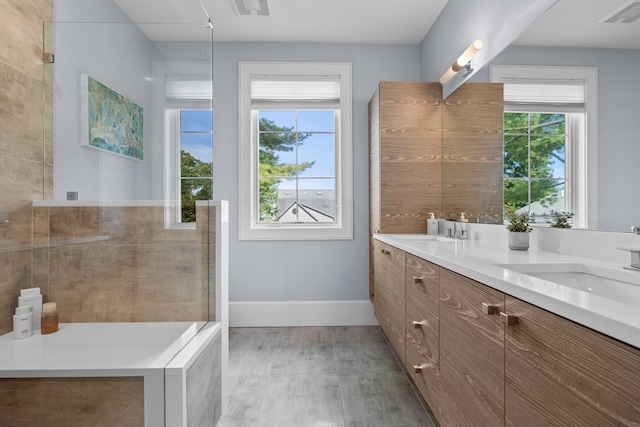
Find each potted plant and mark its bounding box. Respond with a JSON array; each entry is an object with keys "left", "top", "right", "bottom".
[
  {"left": 506, "top": 210, "right": 532, "bottom": 250},
  {"left": 548, "top": 210, "right": 574, "bottom": 229}
]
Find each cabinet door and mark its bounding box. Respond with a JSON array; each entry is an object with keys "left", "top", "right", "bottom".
[
  {"left": 374, "top": 82, "right": 442, "bottom": 234},
  {"left": 372, "top": 239, "right": 406, "bottom": 364},
  {"left": 439, "top": 269, "right": 505, "bottom": 427},
  {"left": 504, "top": 295, "right": 640, "bottom": 426}
]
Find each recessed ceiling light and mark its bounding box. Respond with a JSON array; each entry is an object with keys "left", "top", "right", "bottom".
[
  {"left": 233, "top": 0, "right": 270, "bottom": 16},
  {"left": 597, "top": 0, "right": 640, "bottom": 23}
]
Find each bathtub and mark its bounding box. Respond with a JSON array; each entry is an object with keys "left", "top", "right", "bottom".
[{"left": 0, "top": 321, "right": 222, "bottom": 427}]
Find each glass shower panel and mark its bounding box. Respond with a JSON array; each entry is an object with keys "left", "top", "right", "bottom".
[{"left": 46, "top": 13, "right": 214, "bottom": 325}]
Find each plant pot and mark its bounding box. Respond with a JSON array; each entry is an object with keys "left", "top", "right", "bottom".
[{"left": 508, "top": 231, "right": 530, "bottom": 251}]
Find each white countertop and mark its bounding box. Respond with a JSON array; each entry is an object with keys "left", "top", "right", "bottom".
[
  {"left": 374, "top": 234, "right": 640, "bottom": 349},
  {"left": 0, "top": 322, "right": 203, "bottom": 378}
]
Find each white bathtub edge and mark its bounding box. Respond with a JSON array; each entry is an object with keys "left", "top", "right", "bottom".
[{"left": 164, "top": 321, "right": 222, "bottom": 427}]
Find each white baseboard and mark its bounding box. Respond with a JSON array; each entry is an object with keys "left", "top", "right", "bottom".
[{"left": 229, "top": 300, "right": 378, "bottom": 327}]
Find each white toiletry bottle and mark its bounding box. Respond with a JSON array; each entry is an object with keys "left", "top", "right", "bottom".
[
  {"left": 457, "top": 213, "right": 469, "bottom": 239},
  {"left": 427, "top": 212, "right": 438, "bottom": 235},
  {"left": 13, "top": 306, "right": 33, "bottom": 340},
  {"left": 18, "top": 287, "right": 42, "bottom": 330}
]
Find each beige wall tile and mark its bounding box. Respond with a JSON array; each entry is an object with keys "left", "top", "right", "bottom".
[
  {"left": 0, "top": 63, "right": 45, "bottom": 163},
  {"left": 0, "top": 377, "right": 144, "bottom": 427},
  {"left": 0, "top": 156, "right": 43, "bottom": 215},
  {"left": 0, "top": 203, "right": 33, "bottom": 249},
  {"left": 0, "top": 0, "right": 50, "bottom": 81},
  {"left": 49, "top": 206, "right": 102, "bottom": 241},
  {"left": 32, "top": 206, "right": 49, "bottom": 244},
  {"left": 47, "top": 240, "right": 208, "bottom": 322}
]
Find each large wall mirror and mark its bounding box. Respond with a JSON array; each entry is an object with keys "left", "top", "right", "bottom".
[{"left": 460, "top": 0, "right": 640, "bottom": 233}]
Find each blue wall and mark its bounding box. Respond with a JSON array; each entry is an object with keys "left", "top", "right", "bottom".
[{"left": 153, "top": 42, "right": 420, "bottom": 302}]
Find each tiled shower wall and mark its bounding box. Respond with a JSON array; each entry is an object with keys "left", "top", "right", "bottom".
[
  {"left": 31, "top": 203, "right": 210, "bottom": 323},
  {"left": 0, "top": 0, "right": 54, "bottom": 335}
]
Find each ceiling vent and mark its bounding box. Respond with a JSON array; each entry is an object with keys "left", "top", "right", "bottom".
[
  {"left": 233, "top": 0, "right": 270, "bottom": 16},
  {"left": 597, "top": 0, "right": 640, "bottom": 23}
]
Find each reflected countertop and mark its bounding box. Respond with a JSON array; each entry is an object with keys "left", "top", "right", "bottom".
[{"left": 374, "top": 234, "right": 640, "bottom": 349}]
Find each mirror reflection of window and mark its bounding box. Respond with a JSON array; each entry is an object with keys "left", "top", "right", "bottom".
[
  {"left": 493, "top": 66, "right": 595, "bottom": 229},
  {"left": 503, "top": 112, "right": 568, "bottom": 225}
]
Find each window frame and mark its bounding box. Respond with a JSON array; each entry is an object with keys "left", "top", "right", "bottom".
[
  {"left": 238, "top": 62, "right": 353, "bottom": 240},
  {"left": 491, "top": 65, "right": 597, "bottom": 229}
]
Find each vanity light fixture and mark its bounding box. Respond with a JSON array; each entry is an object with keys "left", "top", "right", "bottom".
[{"left": 439, "top": 40, "right": 483, "bottom": 85}]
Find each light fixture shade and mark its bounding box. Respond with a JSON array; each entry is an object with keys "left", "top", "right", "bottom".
[
  {"left": 439, "top": 67, "right": 457, "bottom": 85},
  {"left": 440, "top": 40, "right": 483, "bottom": 85},
  {"left": 455, "top": 40, "right": 483, "bottom": 70}
]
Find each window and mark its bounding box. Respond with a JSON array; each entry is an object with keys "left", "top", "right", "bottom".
[
  {"left": 492, "top": 66, "right": 597, "bottom": 229},
  {"left": 179, "top": 110, "right": 213, "bottom": 223},
  {"left": 239, "top": 62, "right": 353, "bottom": 240},
  {"left": 258, "top": 109, "right": 336, "bottom": 223},
  {"left": 161, "top": 69, "right": 213, "bottom": 228}
]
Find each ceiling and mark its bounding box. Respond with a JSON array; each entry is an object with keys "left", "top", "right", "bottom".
[
  {"left": 112, "top": 0, "right": 639, "bottom": 49},
  {"left": 113, "top": 0, "right": 448, "bottom": 43},
  {"left": 515, "top": 0, "right": 640, "bottom": 49}
]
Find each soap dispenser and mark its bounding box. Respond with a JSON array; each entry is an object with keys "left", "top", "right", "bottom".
[{"left": 427, "top": 212, "right": 438, "bottom": 235}]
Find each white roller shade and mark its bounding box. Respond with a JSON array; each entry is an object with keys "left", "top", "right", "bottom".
[
  {"left": 166, "top": 75, "right": 212, "bottom": 100},
  {"left": 251, "top": 76, "right": 340, "bottom": 108},
  {"left": 502, "top": 80, "right": 585, "bottom": 112}
]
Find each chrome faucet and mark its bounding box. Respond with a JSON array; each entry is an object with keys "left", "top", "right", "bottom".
[
  {"left": 631, "top": 226, "right": 640, "bottom": 235},
  {"left": 618, "top": 247, "right": 640, "bottom": 271},
  {"left": 438, "top": 219, "right": 455, "bottom": 238},
  {"left": 454, "top": 221, "right": 468, "bottom": 240}
]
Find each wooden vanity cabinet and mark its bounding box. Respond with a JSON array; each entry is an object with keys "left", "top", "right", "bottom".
[
  {"left": 372, "top": 239, "right": 406, "bottom": 364},
  {"left": 504, "top": 295, "right": 640, "bottom": 426},
  {"left": 372, "top": 241, "right": 640, "bottom": 427},
  {"left": 438, "top": 268, "right": 506, "bottom": 427}
]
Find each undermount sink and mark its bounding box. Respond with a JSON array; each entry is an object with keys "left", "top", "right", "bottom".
[{"left": 496, "top": 263, "right": 640, "bottom": 305}]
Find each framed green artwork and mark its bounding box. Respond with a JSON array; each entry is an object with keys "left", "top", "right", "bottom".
[{"left": 81, "top": 75, "right": 144, "bottom": 160}]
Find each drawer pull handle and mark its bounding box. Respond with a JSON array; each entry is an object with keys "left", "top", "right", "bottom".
[
  {"left": 482, "top": 303, "right": 499, "bottom": 316},
  {"left": 413, "top": 276, "right": 422, "bottom": 283},
  {"left": 412, "top": 320, "right": 428, "bottom": 328},
  {"left": 380, "top": 248, "right": 390, "bottom": 255},
  {"left": 500, "top": 312, "right": 519, "bottom": 326},
  {"left": 413, "top": 363, "right": 432, "bottom": 373}
]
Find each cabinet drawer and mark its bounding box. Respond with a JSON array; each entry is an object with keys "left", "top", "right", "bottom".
[
  {"left": 406, "top": 294, "right": 439, "bottom": 408},
  {"left": 406, "top": 254, "right": 439, "bottom": 318}
]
